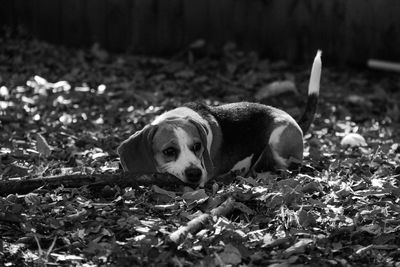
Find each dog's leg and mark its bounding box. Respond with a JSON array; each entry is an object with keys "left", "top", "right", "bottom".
[
  {"left": 269, "top": 124, "right": 303, "bottom": 169},
  {"left": 250, "top": 123, "right": 303, "bottom": 175},
  {"left": 249, "top": 145, "right": 275, "bottom": 175}
]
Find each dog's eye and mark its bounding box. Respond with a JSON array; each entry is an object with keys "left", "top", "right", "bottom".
[
  {"left": 192, "top": 142, "right": 202, "bottom": 152},
  {"left": 163, "top": 147, "right": 177, "bottom": 157}
]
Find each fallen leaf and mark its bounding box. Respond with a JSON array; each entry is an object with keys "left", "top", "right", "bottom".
[
  {"left": 36, "top": 133, "right": 52, "bottom": 157},
  {"left": 297, "top": 209, "right": 317, "bottom": 227},
  {"left": 182, "top": 189, "right": 208, "bottom": 202},
  {"left": 283, "top": 239, "right": 313, "bottom": 257},
  {"left": 233, "top": 202, "right": 255, "bottom": 215},
  {"left": 91, "top": 43, "right": 109, "bottom": 61},
  {"left": 218, "top": 244, "right": 242, "bottom": 265},
  {"left": 152, "top": 185, "right": 176, "bottom": 199},
  {"left": 59, "top": 113, "right": 73, "bottom": 125},
  {"left": 340, "top": 133, "right": 367, "bottom": 147},
  {"left": 255, "top": 80, "right": 297, "bottom": 101},
  {"left": 0, "top": 86, "right": 9, "bottom": 97}
]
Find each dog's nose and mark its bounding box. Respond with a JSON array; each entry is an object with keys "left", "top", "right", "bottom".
[{"left": 184, "top": 167, "right": 202, "bottom": 183}]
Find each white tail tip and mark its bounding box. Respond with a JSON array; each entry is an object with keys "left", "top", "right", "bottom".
[{"left": 308, "top": 50, "right": 322, "bottom": 95}]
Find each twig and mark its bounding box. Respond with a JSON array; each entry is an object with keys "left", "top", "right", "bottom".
[
  {"left": 367, "top": 59, "right": 400, "bottom": 73},
  {"left": 0, "top": 172, "right": 183, "bottom": 195},
  {"left": 169, "top": 197, "right": 236, "bottom": 243}
]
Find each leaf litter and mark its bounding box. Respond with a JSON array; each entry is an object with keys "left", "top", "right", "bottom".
[{"left": 0, "top": 32, "right": 400, "bottom": 266}]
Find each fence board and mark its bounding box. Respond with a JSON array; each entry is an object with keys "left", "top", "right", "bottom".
[
  {"left": 1, "top": 0, "right": 400, "bottom": 64},
  {"left": 157, "top": 0, "right": 183, "bottom": 53},
  {"left": 33, "top": 0, "right": 61, "bottom": 44},
  {"left": 86, "top": 0, "right": 107, "bottom": 47},
  {"left": 61, "top": 0, "right": 86, "bottom": 46},
  {"left": 183, "top": 0, "right": 209, "bottom": 47},
  {"left": 258, "top": 1, "right": 290, "bottom": 60},
  {"left": 208, "top": 0, "right": 233, "bottom": 51},
  {"left": 231, "top": 0, "right": 245, "bottom": 49},
  {"left": 13, "top": 0, "right": 34, "bottom": 33},
  {"left": 345, "top": 0, "right": 400, "bottom": 62},
  {"left": 377, "top": 0, "right": 400, "bottom": 60},
  {"left": 0, "top": 0, "right": 13, "bottom": 29},
  {"left": 246, "top": 1, "right": 264, "bottom": 52},
  {"left": 132, "top": 0, "right": 157, "bottom": 53},
  {"left": 106, "top": 0, "right": 132, "bottom": 51}
]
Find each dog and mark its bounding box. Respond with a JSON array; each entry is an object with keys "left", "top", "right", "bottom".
[{"left": 118, "top": 50, "right": 322, "bottom": 186}]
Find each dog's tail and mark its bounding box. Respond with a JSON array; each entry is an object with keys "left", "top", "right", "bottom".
[{"left": 298, "top": 50, "right": 322, "bottom": 133}]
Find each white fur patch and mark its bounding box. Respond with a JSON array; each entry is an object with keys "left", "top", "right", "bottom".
[
  {"left": 152, "top": 107, "right": 213, "bottom": 153},
  {"left": 230, "top": 154, "right": 254, "bottom": 175},
  {"left": 157, "top": 128, "right": 207, "bottom": 185},
  {"left": 273, "top": 112, "right": 298, "bottom": 127},
  {"left": 269, "top": 125, "right": 289, "bottom": 168},
  {"left": 308, "top": 50, "right": 322, "bottom": 95}
]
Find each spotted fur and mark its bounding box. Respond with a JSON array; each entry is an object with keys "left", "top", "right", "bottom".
[{"left": 118, "top": 50, "right": 322, "bottom": 185}]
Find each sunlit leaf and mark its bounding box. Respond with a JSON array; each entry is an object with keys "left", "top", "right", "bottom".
[
  {"left": 218, "top": 244, "right": 242, "bottom": 265},
  {"left": 283, "top": 239, "right": 313, "bottom": 257},
  {"left": 35, "top": 133, "right": 52, "bottom": 157},
  {"left": 59, "top": 113, "right": 73, "bottom": 125},
  {"left": 255, "top": 80, "right": 297, "bottom": 100},
  {"left": 340, "top": 133, "right": 367, "bottom": 147},
  {"left": 152, "top": 185, "right": 176, "bottom": 199},
  {"left": 0, "top": 86, "right": 9, "bottom": 97},
  {"left": 182, "top": 189, "right": 208, "bottom": 202}
]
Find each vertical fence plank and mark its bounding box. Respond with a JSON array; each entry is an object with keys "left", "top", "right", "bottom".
[
  {"left": 231, "top": 0, "right": 245, "bottom": 48},
  {"left": 319, "top": 0, "right": 346, "bottom": 65},
  {"left": 232, "top": 0, "right": 265, "bottom": 52},
  {"left": 61, "top": 0, "right": 86, "bottom": 47},
  {"left": 132, "top": 0, "right": 157, "bottom": 53},
  {"left": 86, "top": 0, "right": 107, "bottom": 48},
  {"left": 245, "top": 0, "right": 264, "bottom": 52},
  {"left": 106, "top": 0, "right": 132, "bottom": 52},
  {"left": 369, "top": 0, "right": 400, "bottom": 61},
  {"left": 2, "top": 0, "right": 400, "bottom": 64},
  {"left": 33, "top": 0, "right": 61, "bottom": 44},
  {"left": 284, "top": 0, "right": 324, "bottom": 62},
  {"left": 0, "top": 0, "right": 13, "bottom": 28},
  {"left": 345, "top": 0, "right": 376, "bottom": 64},
  {"left": 208, "top": 0, "right": 233, "bottom": 50},
  {"left": 183, "top": 0, "right": 209, "bottom": 47},
  {"left": 157, "top": 0, "right": 183, "bottom": 53},
  {"left": 258, "top": 0, "right": 291, "bottom": 60},
  {"left": 13, "top": 0, "right": 34, "bottom": 33}
]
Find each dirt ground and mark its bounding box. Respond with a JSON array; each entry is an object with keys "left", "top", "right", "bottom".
[{"left": 1, "top": 32, "right": 400, "bottom": 266}]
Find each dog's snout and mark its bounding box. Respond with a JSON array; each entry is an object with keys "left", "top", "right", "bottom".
[{"left": 184, "top": 167, "right": 202, "bottom": 183}]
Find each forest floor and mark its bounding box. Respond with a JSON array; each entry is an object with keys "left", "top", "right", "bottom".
[{"left": 1, "top": 31, "right": 400, "bottom": 266}]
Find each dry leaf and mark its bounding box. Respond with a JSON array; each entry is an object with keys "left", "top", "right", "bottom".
[
  {"left": 36, "top": 133, "right": 52, "bottom": 157},
  {"left": 255, "top": 80, "right": 297, "bottom": 101},
  {"left": 340, "top": 133, "right": 367, "bottom": 147},
  {"left": 218, "top": 244, "right": 242, "bottom": 265}
]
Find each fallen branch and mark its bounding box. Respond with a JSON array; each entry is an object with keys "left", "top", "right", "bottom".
[
  {"left": 169, "top": 197, "right": 236, "bottom": 243},
  {"left": 0, "top": 172, "right": 184, "bottom": 196},
  {"left": 367, "top": 59, "right": 400, "bottom": 73}
]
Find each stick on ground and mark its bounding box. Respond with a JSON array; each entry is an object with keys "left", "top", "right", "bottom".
[
  {"left": 0, "top": 172, "right": 183, "bottom": 195},
  {"left": 169, "top": 197, "right": 236, "bottom": 243}
]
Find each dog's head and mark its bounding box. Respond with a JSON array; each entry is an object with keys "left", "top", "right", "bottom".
[{"left": 118, "top": 118, "right": 213, "bottom": 186}]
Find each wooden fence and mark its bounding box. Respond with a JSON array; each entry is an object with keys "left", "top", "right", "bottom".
[{"left": 1, "top": 0, "right": 400, "bottom": 65}]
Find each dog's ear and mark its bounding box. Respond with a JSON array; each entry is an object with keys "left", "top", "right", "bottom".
[
  {"left": 189, "top": 119, "right": 214, "bottom": 177},
  {"left": 117, "top": 125, "right": 158, "bottom": 173}
]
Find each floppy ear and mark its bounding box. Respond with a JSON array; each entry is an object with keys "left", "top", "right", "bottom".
[
  {"left": 189, "top": 119, "right": 214, "bottom": 177},
  {"left": 117, "top": 125, "right": 158, "bottom": 173}
]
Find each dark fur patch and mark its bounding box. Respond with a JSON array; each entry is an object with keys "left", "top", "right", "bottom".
[
  {"left": 298, "top": 93, "right": 318, "bottom": 133},
  {"left": 186, "top": 102, "right": 280, "bottom": 173}
]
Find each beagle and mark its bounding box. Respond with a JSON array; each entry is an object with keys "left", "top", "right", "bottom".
[{"left": 118, "top": 50, "right": 322, "bottom": 186}]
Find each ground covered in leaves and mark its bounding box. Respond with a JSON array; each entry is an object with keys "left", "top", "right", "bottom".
[{"left": 1, "top": 31, "right": 400, "bottom": 266}]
